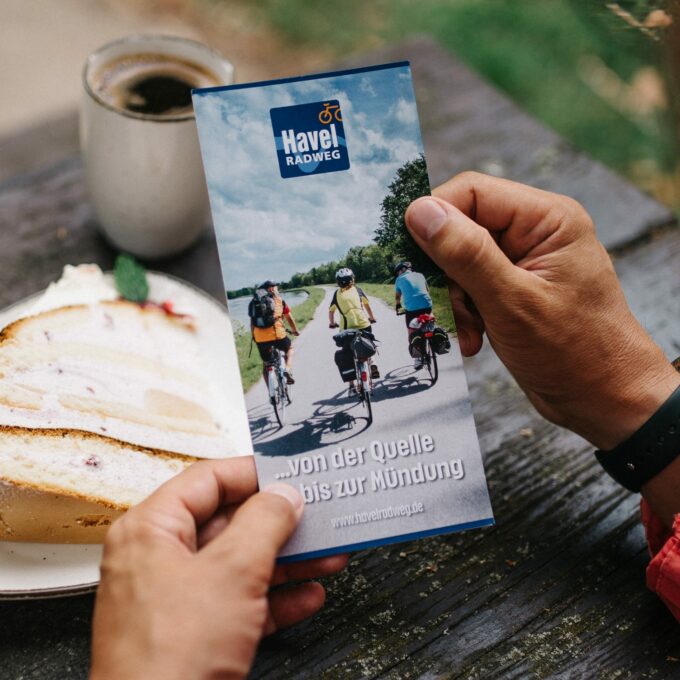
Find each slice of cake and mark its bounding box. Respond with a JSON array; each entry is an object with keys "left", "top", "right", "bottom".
[
  {"left": 0, "top": 264, "right": 237, "bottom": 458},
  {"left": 0, "top": 264, "right": 245, "bottom": 543},
  {"left": 0, "top": 427, "right": 195, "bottom": 543},
  {"left": 0, "top": 300, "right": 234, "bottom": 458}
]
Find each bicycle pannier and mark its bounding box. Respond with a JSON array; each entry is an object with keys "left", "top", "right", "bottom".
[
  {"left": 260, "top": 344, "right": 278, "bottom": 364},
  {"left": 334, "top": 349, "right": 355, "bottom": 382},
  {"left": 333, "top": 332, "right": 351, "bottom": 349},
  {"left": 352, "top": 334, "right": 376, "bottom": 360},
  {"left": 431, "top": 327, "right": 450, "bottom": 355}
]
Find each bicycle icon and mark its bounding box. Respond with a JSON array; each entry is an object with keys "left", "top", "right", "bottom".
[{"left": 318, "top": 102, "right": 342, "bottom": 124}]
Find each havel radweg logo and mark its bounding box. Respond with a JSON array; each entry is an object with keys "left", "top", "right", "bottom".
[{"left": 270, "top": 100, "right": 350, "bottom": 179}]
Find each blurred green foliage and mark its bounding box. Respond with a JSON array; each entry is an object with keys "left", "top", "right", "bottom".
[{"left": 252, "top": 0, "right": 676, "bottom": 178}]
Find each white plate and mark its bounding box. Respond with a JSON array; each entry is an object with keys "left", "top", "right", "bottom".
[{"left": 0, "top": 271, "right": 250, "bottom": 600}]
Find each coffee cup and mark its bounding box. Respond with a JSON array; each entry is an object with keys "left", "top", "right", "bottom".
[{"left": 81, "top": 35, "right": 234, "bottom": 259}]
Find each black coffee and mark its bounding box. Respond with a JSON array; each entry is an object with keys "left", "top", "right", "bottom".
[{"left": 93, "top": 53, "right": 219, "bottom": 117}]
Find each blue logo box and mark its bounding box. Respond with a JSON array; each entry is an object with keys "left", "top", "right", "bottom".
[{"left": 270, "top": 100, "right": 350, "bottom": 179}]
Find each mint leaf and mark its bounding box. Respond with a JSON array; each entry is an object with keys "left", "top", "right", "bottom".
[{"left": 114, "top": 254, "right": 149, "bottom": 303}]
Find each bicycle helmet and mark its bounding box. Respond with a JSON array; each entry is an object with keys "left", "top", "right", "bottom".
[
  {"left": 261, "top": 280, "right": 277, "bottom": 289},
  {"left": 394, "top": 261, "right": 412, "bottom": 275},
  {"left": 335, "top": 267, "right": 354, "bottom": 288}
]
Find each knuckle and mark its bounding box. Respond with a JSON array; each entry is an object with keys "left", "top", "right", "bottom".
[
  {"left": 226, "top": 546, "right": 255, "bottom": 578},
  {"left": 104, "top": 511, "right": 155, "bottom": 550},
  {"left": 433, "top": 170, "right": 483, "bottom": 197},
  {"left": 453, "top": 170, "right": 484, "bottom": 185},
  {"left": 557, "top": 194, "right": 584, "bottom": 213},
  {"left": 557, "top": 195, "right": 594, "bottom": 229},
  {"left": 545, "top": 198, "right": 595, "bottom": 244},
  {"left": 226, "top": 547, "right": 271, "bottom": 593},
  {"left": 102, "top": 518, "right": 125, "bottom": 553}
]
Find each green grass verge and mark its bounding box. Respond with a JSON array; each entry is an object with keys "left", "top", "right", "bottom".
[
  {"left": 252, "top": 0, "right": 676, "bottom": 185},
  {"left": 235, "top": 286, "right": 326, "bottom": 393},
  {"left": 358, "top": 282, "right": 456, "bottom": 335}
]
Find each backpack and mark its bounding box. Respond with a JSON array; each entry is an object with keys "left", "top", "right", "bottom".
[{"left": 248, "top": 289, "right": 276, "bottom": 328}]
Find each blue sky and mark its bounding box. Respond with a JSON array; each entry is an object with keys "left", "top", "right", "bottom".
[{"left": 193, "top": 64, "right": 425, "bottom": 291}]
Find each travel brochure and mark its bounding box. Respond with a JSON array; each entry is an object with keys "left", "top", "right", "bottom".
[{"left": 193, "top": 62, "right": 494, "bottom": 560}]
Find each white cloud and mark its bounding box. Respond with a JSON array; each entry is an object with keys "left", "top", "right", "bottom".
[
  {"left": 194, "top": 65, "right": 425, "bottom": 289},
  {"left": 393, "top": 98, "right": 418, "bottom": 125}
]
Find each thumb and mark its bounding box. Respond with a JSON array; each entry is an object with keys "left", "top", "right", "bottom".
[
  {"left": 405, "top": 196, "right": 521, "bottom": 304},
  {"left": 201, "top": 483, "right": 303, "bottom": 569}
]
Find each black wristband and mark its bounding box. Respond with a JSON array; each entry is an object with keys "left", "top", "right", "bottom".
[{"left": 595, "top": 381, "right": 680, "bottom": 492}]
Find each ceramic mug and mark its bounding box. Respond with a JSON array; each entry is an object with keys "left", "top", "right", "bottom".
[{"left": 81, "top": 35, "right": 233, "bottom": 259}]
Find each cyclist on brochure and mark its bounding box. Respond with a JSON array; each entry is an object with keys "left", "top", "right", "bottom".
[
  {"left": 249, "top": 280, "right": 299, "bottom": 385},
  {"left": 394, "top": 261, "right": 434, "bottom": 368},
  {"left": 329, "top": 268, "right": 379, "bottom": 380}
]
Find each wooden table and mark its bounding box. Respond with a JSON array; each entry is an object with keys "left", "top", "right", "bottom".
[{"left": 1, "top": 38, "right": 679, "bottom": 679}]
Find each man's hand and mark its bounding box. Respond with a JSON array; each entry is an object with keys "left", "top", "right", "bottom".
[
  {"left": 405, "top": 172, "right": 679, "bottom": 450},
  {"left": 90, "top": 458, "right": 347, "bottom": 680}
]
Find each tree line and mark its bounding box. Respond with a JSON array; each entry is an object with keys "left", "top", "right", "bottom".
[{"left": 227, "top": 154, "right": 438, "bottom": 298}]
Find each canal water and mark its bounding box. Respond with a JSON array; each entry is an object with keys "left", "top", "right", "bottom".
[{"left": 228, "top": 290, "right": 309, "bottom": 332}]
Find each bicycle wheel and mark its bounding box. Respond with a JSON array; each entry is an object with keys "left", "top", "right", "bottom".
[
  {"left": 358, "top": 361, "right": 373, "bottom": 425},
  {"left": 361, "top": 384, "right": 373, "bottom": 425},
  {"left": 284, "top": 371, "right": 292, "bottom": 405},
  {"left": 426, "top": 341, "right": 438, "bottom": 385},
  {"left": 270, "top": 374, "right": 283, "bottom": 428},
  {"left": 277, "top": 374, "right": 287, "bottom": 426}
]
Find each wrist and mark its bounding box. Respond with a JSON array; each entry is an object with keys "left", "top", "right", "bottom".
[
  {"left": 587, "top": 360, "right": 680, "bottom": 451},
  {"left": 560, "top": 318, "right": 680, "bottom": 450}
]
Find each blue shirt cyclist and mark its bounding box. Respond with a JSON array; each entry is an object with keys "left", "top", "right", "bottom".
[{"left": 394, "top": 261, "right": 432, "bottom": 317}]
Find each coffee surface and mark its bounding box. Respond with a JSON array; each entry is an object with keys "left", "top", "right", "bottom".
[{"left": 93, "top": 53, "right": 219, "bottom": 116}]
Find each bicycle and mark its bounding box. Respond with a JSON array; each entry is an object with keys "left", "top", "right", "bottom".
[
  {"left": 318, "top": 102, "right": 342, "bottom": 124},
  {"left": 398, "top": 308, "right": 439, "bottom": 385},
  {"left": 263, "top": 344, "right": 292, "bottom": 428},
  {"left": 331, "top": 326, "right": 376, "bottom": 425}
]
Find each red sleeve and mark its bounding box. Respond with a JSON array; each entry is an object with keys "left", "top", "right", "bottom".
[
  {"left": 641, "top": 498, "right": 680, "bottom": 621},
  {"left": 282, "top": 300, "right": 290, "bottom": 315}
]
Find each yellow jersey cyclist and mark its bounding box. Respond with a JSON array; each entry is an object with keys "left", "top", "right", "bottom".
[
  {"left": 249, "top": 280, "right": 299, "bottom": 385},
  {"left": 328, "top": 268, "right": 379, "bottom": 379}
]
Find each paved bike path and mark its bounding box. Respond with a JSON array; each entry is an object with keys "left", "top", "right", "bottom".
[{"left": 245, "top": 286, "right": 470, "bottom": 457}]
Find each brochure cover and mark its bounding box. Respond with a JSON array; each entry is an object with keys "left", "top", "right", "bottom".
[{"left": 193, "top": 62, "right": 494, "bottom": 560}]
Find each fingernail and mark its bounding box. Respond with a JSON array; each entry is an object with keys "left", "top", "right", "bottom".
[
  {"left": 262, "top": 483, "right": 304, "bottom": 517},
  {"left": 407, "top": 198, "right": 448, "bottom": 240}
]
